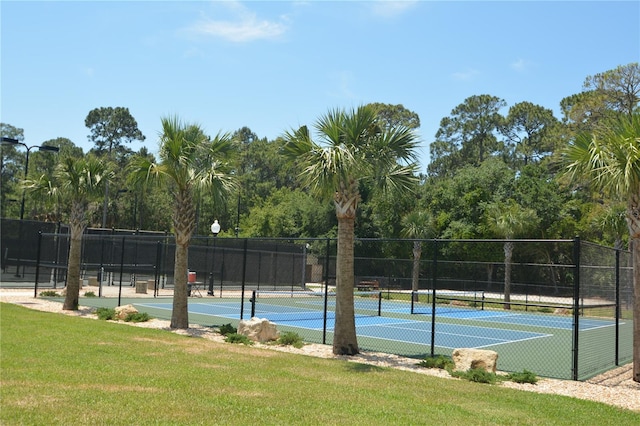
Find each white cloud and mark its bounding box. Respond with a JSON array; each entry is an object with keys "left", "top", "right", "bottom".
[
  {"left": 370, "top": 0, "right": 419, "bottom": 18},
  {"left": 187, "top": 1, "right": 288, "bottom": 42},
  {"left": 511, "top": 58, "right": 528, "bottom": 72},
  {"left": 328, "top": 70, "right": 356, "bottom": 99},
  {"left": 452, "top": 69, "right": 479, "bottom": 81}
]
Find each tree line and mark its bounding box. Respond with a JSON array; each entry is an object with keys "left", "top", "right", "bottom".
[
  {"left": 1, "top": 63, "right": 638, "bottom": 365},
  {"left": 0, "top": 63, "right": 637, "bottom": 250}
]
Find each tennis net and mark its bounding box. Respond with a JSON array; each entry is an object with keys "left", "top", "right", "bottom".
[
  {"left": 410, "top": 290, "right": 486, "bottom": 315},
  {"left": 249, "top": 290, "right": 382, "bottom": 322}
]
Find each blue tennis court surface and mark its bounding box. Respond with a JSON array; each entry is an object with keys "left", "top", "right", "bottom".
[
  {"left": 409, "top": 308, "right": 617, "bottom": 331},
  {"left": 136, "top": 301, "right": 559, "bottom": 350}
]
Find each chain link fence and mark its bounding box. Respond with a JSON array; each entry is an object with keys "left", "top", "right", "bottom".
[{"left": 0, "top": 218, "right": 634, "bottom": 380}]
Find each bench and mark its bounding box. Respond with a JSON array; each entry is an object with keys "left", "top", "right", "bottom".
[{"left": 357, "top": 280, "right": 380, "bottom": 291}]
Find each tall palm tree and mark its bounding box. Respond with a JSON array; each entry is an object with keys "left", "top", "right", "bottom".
[
  {"left": 401, "top": 210, "right": 435, "bottom": 296},
  {"left": 23, "top": 155, "right": 112, "bottom": 310},
  {"left": 564, "top": 113, "right": 640, "bottom": 382},
  {"left": 129, "top": 116, "right": 236, "bottom": 329},
  {"left": 284, "top": 105, "right": 419, "bottom": 355},
  {"left": 486, "top": 200, "right": 538, "bottom": 309}
]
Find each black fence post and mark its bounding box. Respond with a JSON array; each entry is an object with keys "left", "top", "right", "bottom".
[
  {"left": 53, "top": 221, "right": 61, "bottom": 288},
  {"left": 572, "top": 236, "right": 581, "bottom": 381},
  {"left": 160, "top": 232, "right": 169, "bottom": 289},
  {"left": 257, "top": 252, "right": 262, "bottom": 291},
  {"left": 240, "top": 239, "right": 248, "bottom": 320},
  {"left": 615, "top": 248, "right": 621, "bottom": 366},
  {"left": 15, "top": 219, "right": 23, "bottom": 278},
  {"left": 323, "top": 237, "right": 330, "bottom": 345},
  {"left": 154, "top": 240, "right": 162, "bottom": 298},
  {"left": 430, "top": 239, "right": 438, "bottom": 357},
  {"left": 291, "top": 252, "right": 295, "bottom": 292},
  {"left": 251, "top": 290, "right": 256, "bottom": 318},
  {"left": 117, "top": 236, "right": 125, "bottom": 307},
  {"left": 219, "top": 249, "right": 225, "bottom": 297},
  {"left": 208, "top": 236, "right": 217, "bottom": 296},
  {"left": 98, "top": 235, "right": 106, "bottom": 290},
  {"left": 33, "top": 231, "right": 43, "bottom": 298}
]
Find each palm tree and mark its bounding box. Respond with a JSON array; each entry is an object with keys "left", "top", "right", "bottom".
[
  {"left": 129, "top": 116, "right": 236, "bottom": 329},
  {"left": 486, "top": 200, "right": 538, "bottom": 309},
  {"left": 284, "top": 105, "right": 419, "bottom": 355},
  {"left": 23, "top": 155, "right": 112, "bottom": 310},
  {"left": 564, "top": 113, "right": 640, "bottom": 382},
  {"left": 401, "top": 210, "right": 435, "bottom": 297},
  {"left": 595, "top": 203, "right": 628, "bottom": 250}
]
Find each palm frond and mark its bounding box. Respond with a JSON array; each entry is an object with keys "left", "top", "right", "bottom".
[
  {"left": 21, "top": 173, "right": 57, "bottom": 199},
  {"left": 376, "top": 163, "right": 420, "bottom": 194},
  {"left": 282, "top": 126, "right": 313, "bottom": 159},
  {"left": 565, "top": 113, "right": 640, "bottom": 198},
  {"left": 283, "top": 105, "right": 421, "bottom": 202},
  {"left": 401, "top": 210, "right": 435, "bottom": 239}
]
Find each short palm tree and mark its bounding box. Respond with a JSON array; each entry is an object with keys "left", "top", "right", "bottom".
[
  {"left": 595, "top": 203, "right": 628, "bottom": 250},
  {"left": 564, "top": 112, "right": 640, "bottom": 382},
  {"left": 401, "top": 210, "right": 436, "bottom": 296},
  {"left": 23, "top": 155, "right": 112, "bottom": 310},
  {"left": 486, "top": 200, "right": 538, "bottom": 309},
  {"left": 129, "top": 116, "right": 236, "bottom": 329},
  {"left": 284, "top": 105, "right": 419, "bottom": 355}
]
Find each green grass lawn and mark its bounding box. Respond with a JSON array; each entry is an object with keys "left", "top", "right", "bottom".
[{"left": 1, "top": 303, "right": 638, "bottom": 425}]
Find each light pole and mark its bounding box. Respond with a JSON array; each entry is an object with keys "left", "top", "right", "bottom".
[
  {"left": 2, "top": 137, "right": 59, "bottom": 277},
  {"left": 1, "top": 137, "right": 60, "bottom": 220},
  {"left": 209, "top": 219, "right": 221, "bottom": 295}
]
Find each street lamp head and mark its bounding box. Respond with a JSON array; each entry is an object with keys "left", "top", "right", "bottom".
[
  {"left": 38, "top": 145, "right": 60, "bottom": 153},
  {"left": 1, "top": 137, "right": 20, "bottom": 145},
  {"left": 211, "top": 219, "right": 221, "bottom": 236}
]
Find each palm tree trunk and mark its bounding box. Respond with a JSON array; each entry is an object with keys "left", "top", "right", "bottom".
[
  {"left": 63, "top": 202, "right": 85, "bottom": 310},
  {"left": 333, "top": 215, "right": 358, "bottom": 355},
  {"left": 171, "top": 241, "right": 189, "bottom": 329},
  {"left": 170, "top": 189, "right": 195, "bottom": 329},
  {"left": 503, "top": 241, "right": 513, "bottom": 310}
]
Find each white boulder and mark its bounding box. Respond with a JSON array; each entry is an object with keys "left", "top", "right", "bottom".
[
  {"left": 238, "top": 317, "right": 280, "bottom": 343},
  {"left": 115, "top": 304, "right": 138, "bottom": 320},
  {"left": 452, "top": 348, "right": 498, "bottom": 373}
]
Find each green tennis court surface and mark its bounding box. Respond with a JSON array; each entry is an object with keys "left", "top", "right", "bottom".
[
  {"left": 121, "top": 293, "right": 629, "bottom": 380},
  {"left": 74, "top": 288, "right": 630, "bottom": 380}
]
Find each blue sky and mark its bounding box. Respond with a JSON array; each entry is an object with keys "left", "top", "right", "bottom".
[{"left": 2, "top": 1, "right": 638, "bottom": 169}]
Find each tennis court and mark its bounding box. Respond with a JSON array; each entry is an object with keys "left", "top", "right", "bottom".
[
  {"left": 71, "top": 284, "right": 631, "bottom": 380},
  {"left": 128, "top": 289, "right": 625, "bottom": 381},
  {"left": 137, "top": 299, "right": 553, "bottom": 349}
]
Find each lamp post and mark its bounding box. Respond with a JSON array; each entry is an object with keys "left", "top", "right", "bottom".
[
  {"left": 1, "top": 137, "right": 60, "bottom": 220},
  {"left": 209, "top": 219, "right": 221, "bottom": 295},
  {"left": 2, "top": 137, "right": 60, "bottom": 277}
]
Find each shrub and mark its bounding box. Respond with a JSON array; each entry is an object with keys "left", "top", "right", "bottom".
[
  {"left": 450, "top": 368, "right": 499, "bottom": 384},
  {"left": 278, "top": 331, "right": 304, "bottom": 348},
  {"left": 96, "top": 307, "right": 116, "bottom": 321},
  {"left": 506, "top": 370, "right": 538, "bottom": 384},
  {"left": 218, "top": 323, "right": 237, "bottom": 336},
  {"left": 124, "top": 312, "right": 151, "bottom": 323},
  {"left": 84, "top": 291, "right": 96, "bottom": 298},
  {"left": 39, "top": 291, "right": 60, "bottom": 297},
  {"left": 224, "top": 333, "right": 254, "bottom": 345},
  {"left": 418, "top": 355, "right": 454, "bottom": 370}
]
